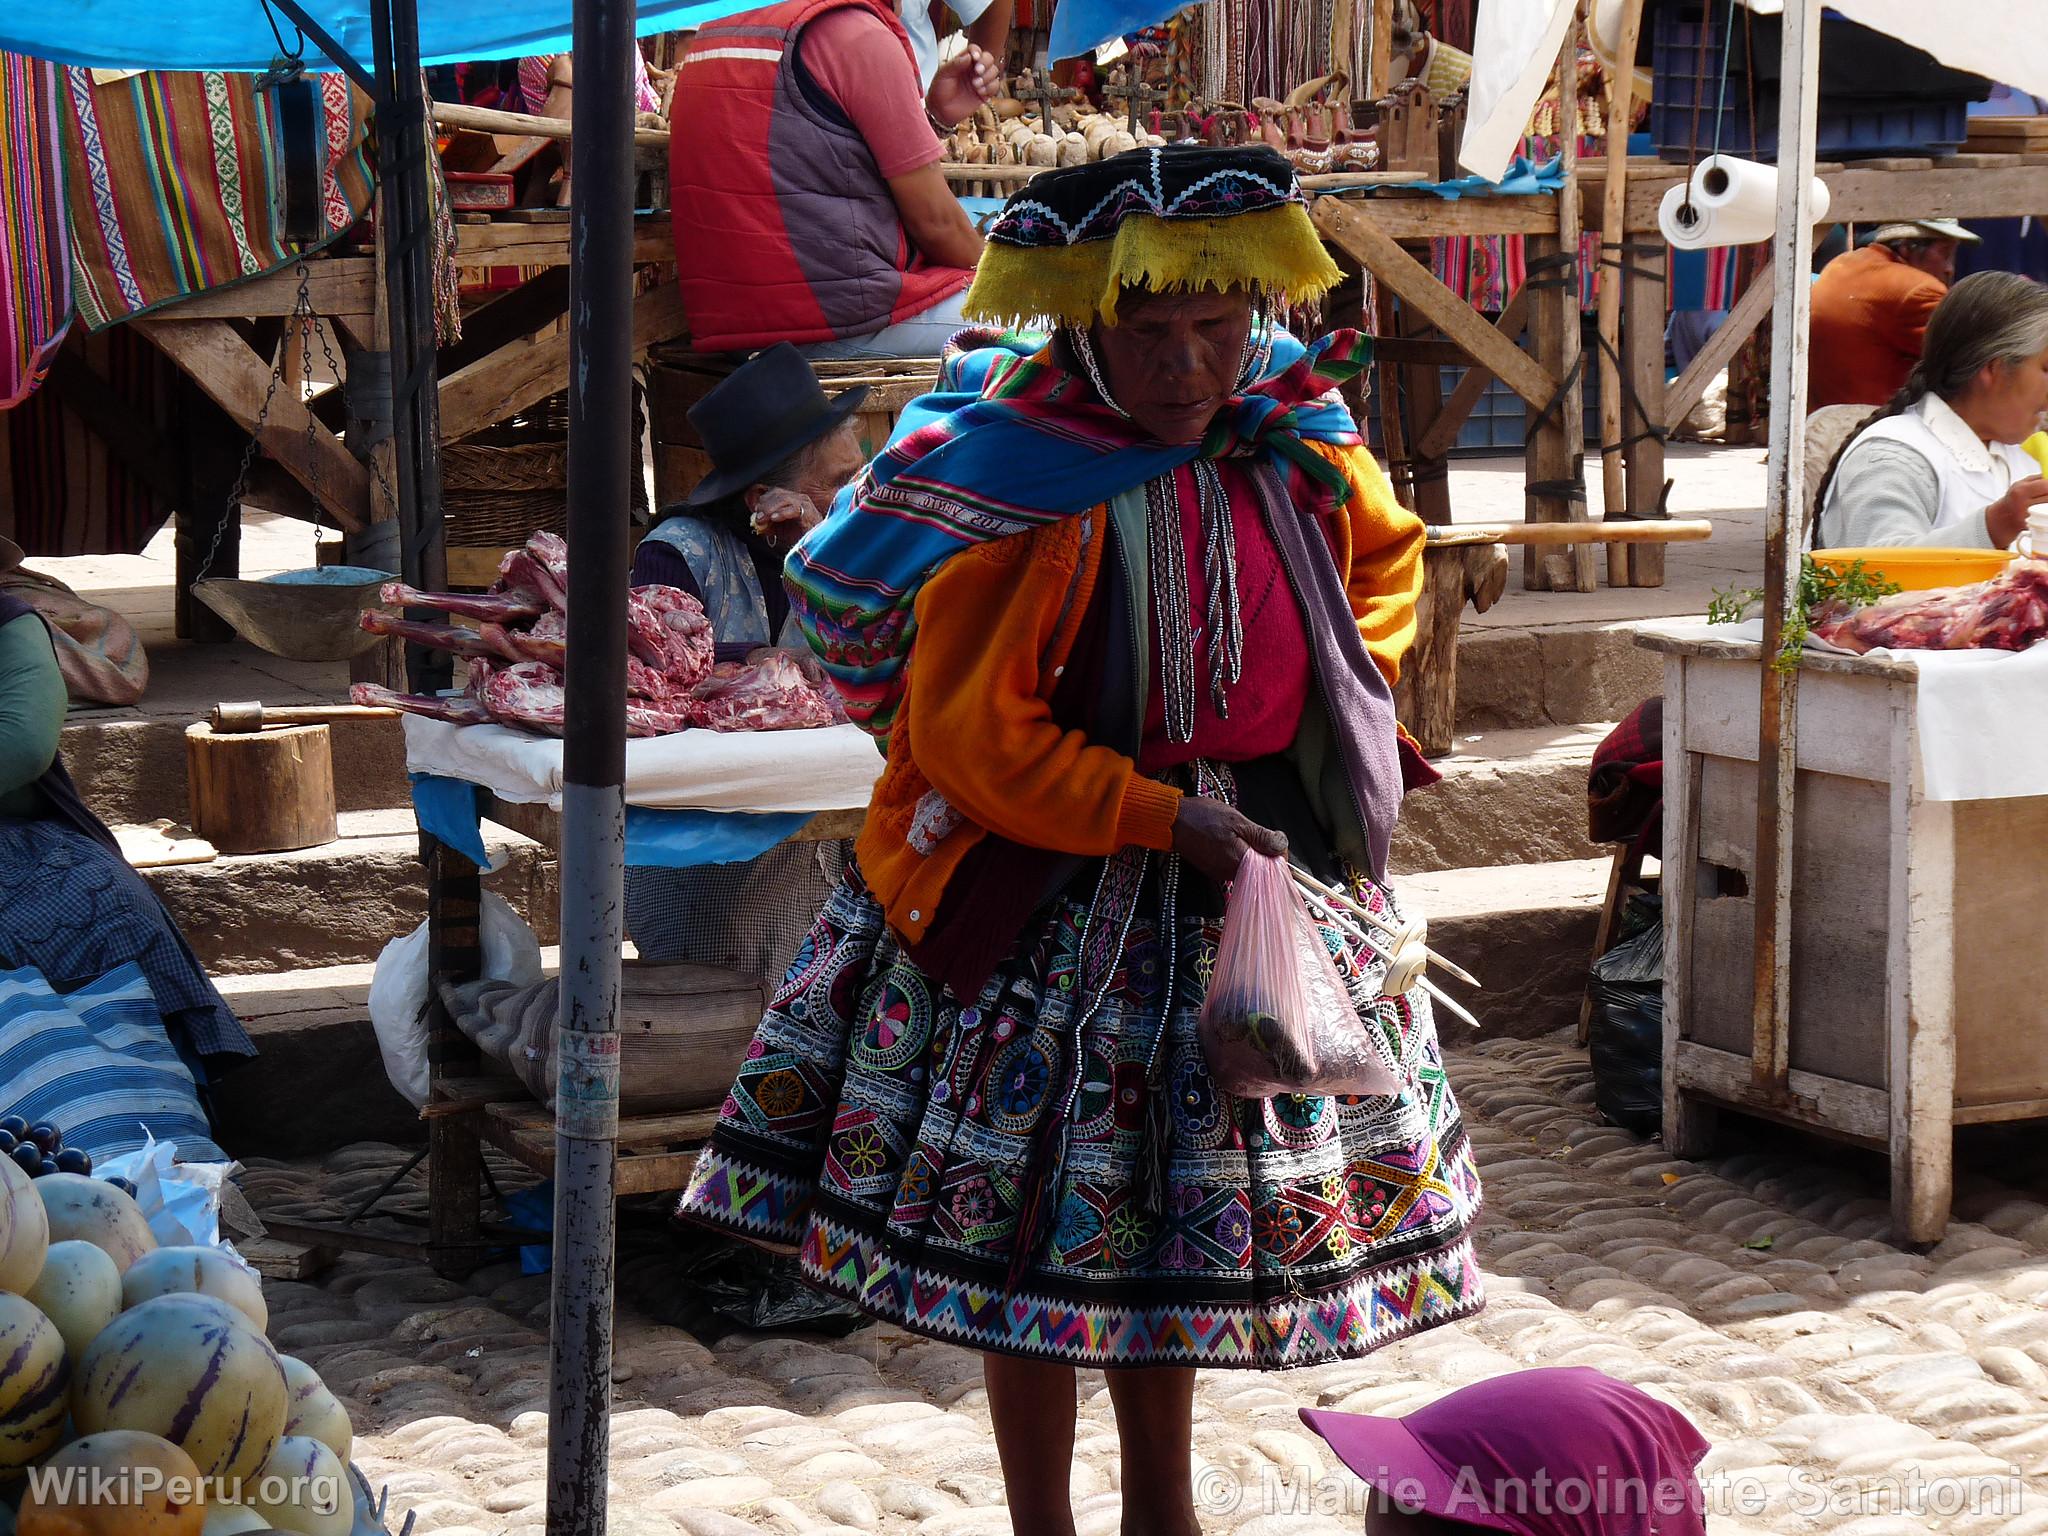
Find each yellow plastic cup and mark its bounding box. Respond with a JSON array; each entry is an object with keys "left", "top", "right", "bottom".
[{"left": 2025, "top": 432, "right": 2048, "bottom": 477}]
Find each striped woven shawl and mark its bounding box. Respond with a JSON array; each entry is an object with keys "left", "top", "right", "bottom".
[{"left": 786, "top": 325, "right": 1371, "bottom": 741}]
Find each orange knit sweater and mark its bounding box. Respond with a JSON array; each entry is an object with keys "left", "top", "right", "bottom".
[{"left": 854, "top": 441, "right": 1423, "bottom": 946}]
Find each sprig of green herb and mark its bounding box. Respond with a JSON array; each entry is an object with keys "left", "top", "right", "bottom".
[{"left": 1707, "top": 557, "right": 1901, "bottom": 673}]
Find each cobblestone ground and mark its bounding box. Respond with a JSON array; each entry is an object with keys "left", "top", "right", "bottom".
[{"left": 243, "top": 1033, "right": 2048, "bottom": 1536}]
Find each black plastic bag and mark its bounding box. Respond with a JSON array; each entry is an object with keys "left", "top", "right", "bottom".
[{"left": 1588, "top": 897, "right": 1665, "bottom": 1138}]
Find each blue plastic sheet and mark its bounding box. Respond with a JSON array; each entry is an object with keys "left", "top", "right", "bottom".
[
  {"left": 1400, "top": 155, "right": 1565, "bottom": 201},
  {"left": 410, "top": 774, "right": 806, "bottom": 870},
  {"left": 3, "top": 0, "right": 762, "bottom": 77}
]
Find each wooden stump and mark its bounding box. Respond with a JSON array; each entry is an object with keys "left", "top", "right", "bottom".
[{"left": 184, "top": 722, "right": 337, "bottom": 854}]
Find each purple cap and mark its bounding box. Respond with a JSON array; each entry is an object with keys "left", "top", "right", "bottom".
[{"left": 1299, "top": 1368, "right": 1710, "bottom": 1536}]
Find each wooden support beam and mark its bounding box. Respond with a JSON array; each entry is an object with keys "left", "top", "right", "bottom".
[
  {"left": 1665, "top": 225, "right": 1837, "bottom": 427},
  {"left": 1369, "top": 0, "right": 1394, "bottom": 97},
  {"left": 431, "top": 98, "right": 667, "bottom": 149},
  {"left": 1414, "top": 287, "right": 1532, "bottom": 460},
  {"left": 1397, "top": 298, "right": 1451, "bottom": 526},
  {"left": 135, "top": 317, "right": 370, "bottom": 533},
  {"left": 1620, "top": 218, "right": 1670, "bottom": 587},
  {"left": 438, "top": 283, "right": 688, "bottom": 441},
  {"left": 1313, "top": 200, "right": 1558, "bottom": 410},
  {"left": 150, "top": 259, "right": 377, "bottom": 323},
  {"left": 1524, "top": 8, "right": 1594, "bottom": 594},
  {"left": 1597, "top": 0, "right": 1647, "bottom": 582},
  {"left": 437, "top": 266, "right": 573, "bottom": 378}
]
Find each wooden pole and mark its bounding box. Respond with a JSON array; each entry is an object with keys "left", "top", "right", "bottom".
[
  {"left": 1369, "top": 0, "right": 1395, "bottom": 96},
  {"left": 1751, "top": 0, "right": 1824, "bottom": 1102},
  {"left": 1597, "top": 0, "right": 1645, "bottom": 585},
  {"left": 1524, "top": 5, "right": 1594, "bottom": 593}
]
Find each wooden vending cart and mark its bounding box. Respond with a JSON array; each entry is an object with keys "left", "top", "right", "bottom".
[{"left": 1644, "top": 624, "right": 2048, "bottom": 1244}]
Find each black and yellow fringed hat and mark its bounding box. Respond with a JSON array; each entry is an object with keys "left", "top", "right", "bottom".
[{"left": 963, "top": 143, "right": 1342, "bottom": 329}]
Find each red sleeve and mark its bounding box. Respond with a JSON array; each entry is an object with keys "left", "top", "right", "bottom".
[{"left": 795, "top": 9, "right": 943, "bottom": 179}]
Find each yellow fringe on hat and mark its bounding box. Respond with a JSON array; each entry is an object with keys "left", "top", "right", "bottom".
[{"left": 962, "top": 203, "right": 1341, "bottom": 328}]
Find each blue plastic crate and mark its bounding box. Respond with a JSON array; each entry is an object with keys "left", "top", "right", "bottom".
[{"left": 1650, "top": 1, "right": 1975, "bottom": 163}]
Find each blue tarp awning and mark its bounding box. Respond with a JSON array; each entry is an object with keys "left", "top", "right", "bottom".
[{"left": 0, "top": 0, "right": 758, "bottom": 75}]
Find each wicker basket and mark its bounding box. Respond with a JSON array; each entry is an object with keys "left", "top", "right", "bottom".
[{"left": 442, "top": 388, "right": 648, "bottom": 550}]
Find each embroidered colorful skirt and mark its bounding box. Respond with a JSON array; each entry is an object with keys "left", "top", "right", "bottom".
[{"left": 678, "top": 856, "right": 1483, "bottom": 1369}]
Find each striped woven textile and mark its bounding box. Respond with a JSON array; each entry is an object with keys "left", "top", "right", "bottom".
[
  {"left": 56, "top": 67, "right": 373, "bottom": 330},
  {"left": 0, "top": 962, "right": 227, "bottom": 1165},
  {"left": 0, "top": 53, "right": 72, "bottom": 410}
]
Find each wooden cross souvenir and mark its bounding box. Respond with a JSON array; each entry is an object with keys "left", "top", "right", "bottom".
[
  {"left": 1104, "top": 65, "right": 1167, "bottom": 133},
  {"left": 1013, "top": 68, "right": 1081, "bottom": 132}
]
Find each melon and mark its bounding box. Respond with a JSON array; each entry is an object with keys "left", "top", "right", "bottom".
[
  {"left": 0, "top": 1294, "right": 68, "bottom": 1469},
  {"left": 0, "top": 1157, "right": 48, "bottom": 1296},
  {"left": 120, "top": 1249, "right": 265, "bottom": 1333},
  {"left": 16, "top": 1430, "right": 204, "bottom": 1536},
  {"left": 199, "top": 1506, "right": 269, "bottom": 1536},
  {"left": 34, "top": 1178, "right": 154, "bottom": 1275},
  {"left": 72, "top": 1295, "right": 286, "bottom": 1490},
  {"left": 244, "top": 1439, "right": 347, "bottom": 1536},
  {"left": 276, "top": 1361, "right": 350, "bottom": 1464},
  {"left": 23, "top": 1245, "right": 121, "bottom": 1368}
]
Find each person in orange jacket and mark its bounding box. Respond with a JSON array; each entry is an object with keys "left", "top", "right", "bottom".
[
  {"left": 677, "top": 146, "right": 1481, "bottom": 1536},
  {"left": 1810, "top": 219, "right": 1980, "bottom": 409}
]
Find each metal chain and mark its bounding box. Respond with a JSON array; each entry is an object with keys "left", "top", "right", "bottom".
[{"left": 200, "top": 258, "right": 393, "bottom": 581}]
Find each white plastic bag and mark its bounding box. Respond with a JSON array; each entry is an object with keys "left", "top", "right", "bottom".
[
  {"left": 368, "top": 894, "right": 543, "bottom": 1107},
  {"left": 95, "top": 1133, "right": 237, "bottom": 1249}
]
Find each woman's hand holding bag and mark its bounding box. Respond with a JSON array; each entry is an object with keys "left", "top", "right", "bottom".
[{"left": 1197, "top": 850, "right": 1405, "bottom": 1100}]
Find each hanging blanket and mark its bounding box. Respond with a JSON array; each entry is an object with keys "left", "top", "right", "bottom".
[
  {"left": 57, "top": 67, "right": 373, "bottom": 330},
  {"left": 0, "top": 53, "right": 72, "bottom": 409}
]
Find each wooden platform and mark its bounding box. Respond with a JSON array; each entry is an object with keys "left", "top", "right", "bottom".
[{"left": 434, "top": 1075, "right": 718, "bottom": 1199}]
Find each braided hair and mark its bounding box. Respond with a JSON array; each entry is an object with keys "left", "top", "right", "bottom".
[{"left": 1813, "top": 270, "right": 2048, "bottom": 528}]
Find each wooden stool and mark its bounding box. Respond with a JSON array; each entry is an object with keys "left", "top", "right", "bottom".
[{"left": 1576, "top": 840, "right": 1655, "bottom": 1047}]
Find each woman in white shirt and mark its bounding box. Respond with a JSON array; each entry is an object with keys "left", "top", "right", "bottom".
[{"left": 1815, "top": 271, "right": 2048, "bottom": 549}]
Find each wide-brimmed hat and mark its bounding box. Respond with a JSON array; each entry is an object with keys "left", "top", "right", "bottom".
[
  {"left": 1869, "top": 219, "right": 1980, "bottom": 245},
  {"left": 0, "top": 536, "right": 22, "bottom": 573},
  {"left": 1300, "top": 1367, "right": 1711, "bottom": 1536},
  {"left": 683, "top": 343, "right": 868, "bottom": 508},
  {"left": 963, "top": 143, "right": 1342, "bottom": 328}
]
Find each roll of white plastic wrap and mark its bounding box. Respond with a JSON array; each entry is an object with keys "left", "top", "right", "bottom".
[{"left": 1658, "top": 154, "right": 1832, "bottom": 250}]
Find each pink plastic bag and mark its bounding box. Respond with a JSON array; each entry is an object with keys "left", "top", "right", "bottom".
[{"left": 1197, "top": 851, "right": 1404, "bottom": 1100}]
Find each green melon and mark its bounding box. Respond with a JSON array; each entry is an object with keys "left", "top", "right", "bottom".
[
  {"left": 0, "top": 1293, "right": 69, "bottom": 1469},
  {"left": 275, "top": 1361, "right": 349, "bottom": 1464},
  {"left": 72, "top": 1295, "right": 285, "bottom": 1491},
  {"left": 24, "top": 1244, "right": 122, "bottom": 1369},
  {"left": 0, "top": 1158, "right": 48, "bottom": 1297},
  {"left": 34, "top": 1178, "right": 154, "bottom": 1276},
  {"left": 119, "top": 1249, "right": 265, "bottom": 1333}
]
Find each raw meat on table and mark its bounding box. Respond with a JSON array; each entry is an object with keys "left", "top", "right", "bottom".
[
  {"left": 349, "top": 683, "right": 493, "bottom": 726},
  {"left": 1815, "top": 558, "right": 2048, "bottom": 654},
  {"left": 691, "top": 648, "right": 837, "bottom": 732},
  {"left": 379, "top": 582, "right": 546, "bottom": 624},
  {"left": 628, "top": 584, "right": 715, "bottom": 693},
  {"left": 359, "top": 610, "right": 520, "bottom": 660}
]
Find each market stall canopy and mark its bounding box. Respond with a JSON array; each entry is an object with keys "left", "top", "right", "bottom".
[
  {"left": 1460, "top": 0, "right": 2048, "bottom": 181},
  {"left": 0, "top": 0, "right": 756, "bottom": 74}
]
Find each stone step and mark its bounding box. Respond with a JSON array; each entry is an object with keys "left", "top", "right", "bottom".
[
  {"left": 1404, "top": 856, "right": 1613, "bottom": 1047},
  {"left": 67, "top": 711, "right": 409, "bottom": 827},
  {"left": 143, "top": 808, "right": 560, "bottom": 976},
  {"left": 1393, "top": 725, "right": 1607, "bottom": 875},
  {"left": 1455, "top": 620, "right": 1664, "bottom": 736},
  {"left": 210, "top": 860, "right": 1612, "bottom": 1159}
]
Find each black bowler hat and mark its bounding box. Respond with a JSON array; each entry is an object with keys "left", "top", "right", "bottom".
[{"left": 683, "top": 343, "right": 869, "bottom": 507}]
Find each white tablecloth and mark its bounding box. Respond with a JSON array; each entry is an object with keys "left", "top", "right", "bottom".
[
  {"left": 403, "top": 716, "right": 884, "bottom": 813},
  {"left": 1651, "top": 620, "right": 2048, "bottom": 802}
]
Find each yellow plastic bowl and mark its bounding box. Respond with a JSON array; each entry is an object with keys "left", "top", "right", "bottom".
[{"left": 1810, "top": 547, "right": 2015, "bottom": 592}]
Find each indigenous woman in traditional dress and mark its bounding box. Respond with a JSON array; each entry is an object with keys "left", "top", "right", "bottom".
[{"left": 677, "top": 145, "right": 1484, "bottom": 1536}]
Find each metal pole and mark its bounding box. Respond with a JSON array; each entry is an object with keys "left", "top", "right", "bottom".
[
  {"left": 547, "top": 0, "right": 632, "bottom": 1525},
  {"left": 1750, "top": 0, "right": 1823, "bottom": 1096}
]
